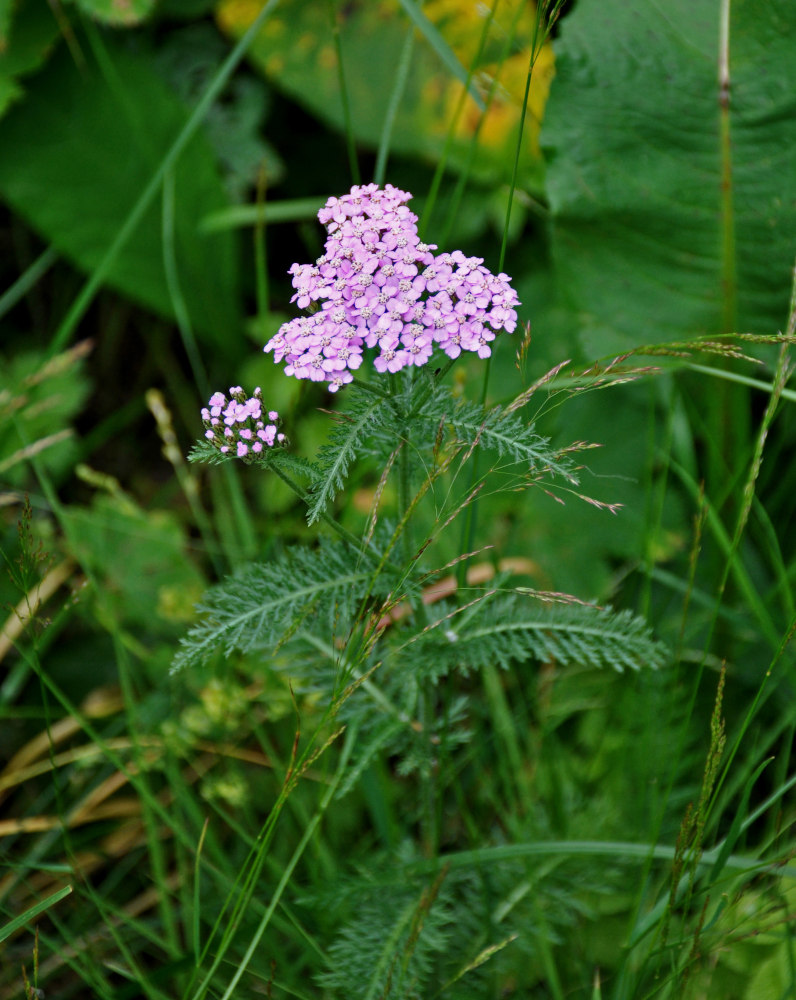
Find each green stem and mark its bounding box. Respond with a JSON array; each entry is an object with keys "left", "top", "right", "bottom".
[
  {"left": 420, "top": 0, "right": 499, "bottom": 239},
  {"left": 0, "top": 246, "right": 57, "bottom": 321},
  {"left": 162, "top": 169, "right": 209, "bottom": 397},
  {"left": 254, "top": 166, "right": 270, "bottom": 320},
  {"left": 349, "top": 375, "right": 394, "bottom": 401},
  {"left": 393, "top": 397, "right": 438, "bottom": 858},
  {"left": 405, "top": 355, "right": 458, "bottom": 421},
  {"left": 213, "top": 729, "right": 356, "bottom": 1000},
  {"left": 374, "top": 26, "right": 415, "bottom": 186},
  {"left": 398, "top": 438, "right": 413, "bottom": 566},
  {"left": 456, "top": 1, "right": 563, "bottom": 587},
  {"left": 269, "top": 463, "right": 374, "bottom": 558},
  {"left": 328, "top": 0, "right": 360, "bottom": 184}
]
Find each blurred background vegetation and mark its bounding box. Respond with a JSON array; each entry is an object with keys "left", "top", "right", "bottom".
[{"left": 1, "top": 0, "right": 795, "bottom": 997}]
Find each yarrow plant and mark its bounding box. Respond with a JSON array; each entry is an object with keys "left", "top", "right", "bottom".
[
  {"left": 180, "top": 178, "right": 672, "bottom": 1000},
  {"left": 263, "top": 183, "right": 520, "bottom": 391},
  {"left": 201, "top": 386, "right": 285, "bottom": 460},
  {"left": 187, "top": 184, "right": 662, "bottom": 764}
]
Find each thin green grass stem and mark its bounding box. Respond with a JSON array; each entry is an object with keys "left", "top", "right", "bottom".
[
  {"left": 374, "top": 27, "right": 414, "bottom": 187},
  {"left": 437, "top": 0, "right": 528, "bottom": 247},
  {"left": 161, "top": 171, "right": 231, "bottom": 576},
  {"left": 0, "top": 886, "right": 72, "bottom": 945},
  {"left": 75, "top": 870, "right": 175, "bottom": 1000},
  {"left": 413, "top": 838, "right": 790, "bottom": 877},
  {"left": 8, "top": 488, "right": 238, "bottom": 910},
  {"left": 712, "top": 340, "right": 791, "bottom": 638},
  {"left": 199, "top": 197, "right": 323, "bottom": 234},
  {"left": 667, "top": 457, "right": 780, "bottom": 650},
  {"left": 629, "top": 338, "right": 793, "bottom": 968},
  {"left": 0, "top": 246, "right": 57, "bottom": 321},
  {"left": 328, "top": 0, "right": 360, "bottom": 184},
  {"left": 706, "top": 20, "right": 745, "bottom": 528},
  {"left": 455, "top": 3, "right": 561, "bottom": 588},
  {"left": 482, "top": 663, "right": 534, "bottom": 812},
  {"left": 390, "top": 374, "right": 438, "bottom": 858},
  {"left": 623, "top": 324, "right": 793, "bottom": 963},
  {"left": 83, "top": 18, "right": 156, "bottom": 157},
  {"left": 147, "top": 387, "right": 225, "bottom": 578},
  {"left": 48, "top": 0, "right": 282, "bottom": 356},
  {"left": 685, "top": 362, "right": 796, "bottom": 404},
  {"left": 740, "top": 746, "right": 796, "bottom": 840},
  {"left": 418, "top": 616, "right": 439, "bottom": 859},
  {"left": 533, "top": 898, "right": 565, "bottom": 1000},
  {"left": 268, "top": 463, "right": 376, "bottom": 560},
  {"left": 707, "top": 613, "right": 796, "bottom": 835},
  {"left": 456, "top": 354, "right": 490, "bottom": 588},
  {"left": 220, "top": 462, "right": 259, "bottom": 564},
  {"left": 755, "top": 494, "right": 795, "bottom": 620},
  {"left": 111, "top": 626, "right": 181, "bottom": 958},
  {"left": 36, "top": 910, "right": 146, "bottom": 999},
  {"left": 254, "top": 166, "right": 270, "bottom": 320},
  {"left": 214, "top": 730, "right": 353, "bottom": 1000},
  {"left": 396, "top": 0, "right": 485, "bottom": 111},
  {"left": 22, "top": 647, "right": 176, "bottom": 999},
  {"left": 188, "top": 724, "right": 356, "bottom": 1000},
  {"left": 398, "top": 430, "right": 413, "bottom": 566},
  {"left": 496, "top": 0, "right": 564, "bottom": 275},
  {"left": 420, "top": 0, "right": 499, "bottom": 238},
  {"left": 640, "top": 379, "right": 675, "bottom": 619}
]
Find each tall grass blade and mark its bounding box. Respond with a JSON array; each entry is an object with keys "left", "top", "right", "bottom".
[{"left": 0, "top": 885, "right": 72, "bottom": 943}]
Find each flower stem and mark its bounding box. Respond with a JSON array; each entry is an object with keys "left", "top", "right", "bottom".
[
  {"left": 394, "top": 401, "right": 439, "bottom": 859},
  {"left": 269, "top": 464, "right": 375, "bottom": 560},
  {"left": 349, "top": 376, "right": 394, "bottom": 401},
  {"left": 405, "top": 355, "right": 458, "bottom": 422}
]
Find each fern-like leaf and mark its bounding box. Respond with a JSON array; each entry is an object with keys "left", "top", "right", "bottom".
[
  {"left": 307, "top": 394, "right": 392, "bottom": 524},
  {"left": 316, "top": 868, "right": 454, "bottom": 1000},
  {"left": 409, "top": 595, "right": 667, "bottom": 675},
  {"left": 417, "top": 391, "right": 580, "bottom": 483},
  {"left": 172, "top": 539, "right": 383, "bottom": 674}
]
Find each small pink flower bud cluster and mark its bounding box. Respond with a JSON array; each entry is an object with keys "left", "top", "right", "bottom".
[
  {"left": 201, "top": 386, "right": 285, "bottom": 460},
  {"left": 264, "top": 184, "right": 520, "bottom": 391}
]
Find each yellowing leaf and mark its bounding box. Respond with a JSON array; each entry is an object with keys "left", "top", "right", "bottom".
[
  {"left": 215, "top": 0, "right": 554, "bottom": 185},
  {"left": 74, "top": 0, "right": 157, "bottom": 26}
]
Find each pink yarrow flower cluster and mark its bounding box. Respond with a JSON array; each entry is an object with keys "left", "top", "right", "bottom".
[
  {"left": 264, "top": 184, "right": 519, "bottom": 392},
  {"left": 201, "top": 386, "right": 285, "bottom": 460}
]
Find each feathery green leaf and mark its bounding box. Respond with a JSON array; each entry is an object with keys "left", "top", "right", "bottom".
[
  {"left": 307, "top": 394, "right": 392, "bottom": 524},
  {"left": 172, "top": 538, "right": 382, "bottom": 674},
  {"left": 411, "top": 594, "right": 667, "bottom": 675}
]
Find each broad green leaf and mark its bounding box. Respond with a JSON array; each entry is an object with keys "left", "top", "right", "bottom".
[
  {"left": 543, "top": 0, "right": 796, "bottom": 355},
  {"left": 63, "top": 493, "right": 206, "bottom": 633},
  {"left": 0, "top": 0, "right": 11, "bottom": 47},
  {"left": 0, "top": 345, "right": 90, "bottom": 485},
  {"left": 0, "top": 39, "right": 239, "bottom": 344},
  {"left": 0, "top": 0, "right": 61, "bottom": 119},
  {"left": 215, "top": 0, "right": 553, "bottom": 186}
]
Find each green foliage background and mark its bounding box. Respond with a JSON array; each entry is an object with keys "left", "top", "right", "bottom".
[{"left": 1, "top": 0, "right": 795, "bottom": 998}]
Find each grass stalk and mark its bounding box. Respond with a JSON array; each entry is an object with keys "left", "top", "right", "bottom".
[{"left": 374, "top": 26, "right": 415, "bottom": 187}]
